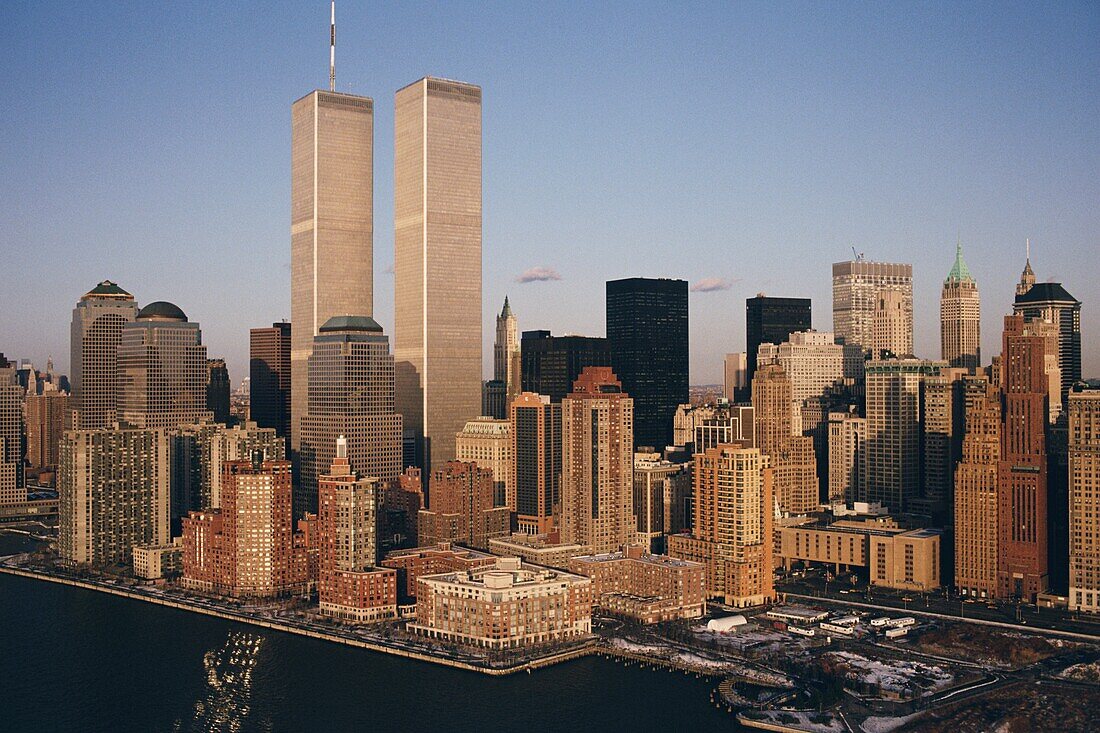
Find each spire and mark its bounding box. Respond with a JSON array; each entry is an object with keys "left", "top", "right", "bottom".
[
  {"left": 329, "top": 2, "right": 336, "bottom": 92},
  {"left": 945, "top": 237, "right": 973, "bottom": 283},
  {"left": 500, "top": 295, "right": 512, "bottom": 318},
  {"left": 1016, "top": 238, "right": 1036, "bottom": 297}
]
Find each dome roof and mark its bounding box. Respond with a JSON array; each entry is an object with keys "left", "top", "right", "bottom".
[
  {"left": 319, "top": 315, "right": 383, "bottom": 333},
  {"left": 136, "top": 301, "right": 187, "bottom": 322}
]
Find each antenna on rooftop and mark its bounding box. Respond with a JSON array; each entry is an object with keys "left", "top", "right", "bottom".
[{"left": 329, "top": 2, "right": 336, "bottom": 92}]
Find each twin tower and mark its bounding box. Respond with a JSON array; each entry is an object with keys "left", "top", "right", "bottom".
[{"left": 290, "top": 78, "right": 482, "bottom": 475}]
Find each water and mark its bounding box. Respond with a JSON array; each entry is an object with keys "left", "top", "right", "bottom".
[{"left": 0, "top": 536, "right": 740, "bottom": 732}]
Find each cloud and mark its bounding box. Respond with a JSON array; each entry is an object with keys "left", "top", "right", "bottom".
[
  {"left": 690, "top": 277, "right": 736, "bottom": 292},
  {"left": 515, "top": 266, "right": 562, "bottom": 284}
]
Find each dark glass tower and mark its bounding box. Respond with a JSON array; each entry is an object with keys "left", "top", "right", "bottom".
[
  {"left": 520, "top": 331, "right": 611, "bottom": 403},
  {"left": 745, "top": 295, "right": 812, "bottom": 385},
  {"left": 606, "top": 278, "right": 688, "bottom": 450}
]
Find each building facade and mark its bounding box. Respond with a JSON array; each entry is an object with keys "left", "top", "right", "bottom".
[
  {"left": 417, "top": 461, "right": 510, "bottom": 550},
  {"left": 520, "top": 331, "right": 611, "bottom": 403},
  {"left": 940, "top": 241, "right": 981, "bottom": 371},
  {"left": 1013, "top": 280, "right": 1082, "bottom": 403},
  {"left": 394, "top": 76, "right": 482, "bottom": 476},
  {"left": 752, "top": 364, "right": 819, "bottom": 515},
  {"left": 569, "top": 546, "right": 706, "bottom": 623},
  {"left": 633, "top": 453, "right": 692, "bottom": 551},
  {"left": 511, "top": 392, "right": 562, "bottom": 534},
  {"left": 24, "top": 390, "right": 70, "bottom": 474},
  {"left": 745, "top": 295, "right": 812, "bottom": 388},
  {"left": 250, "top": 322, "right": 292, "bottom": 438},
  {"left": 206, "top": 359, "right": 231, "bottom": 424},
  {"left": 954, "top": 377, "right": 1000, "bottom": 599},
  {"left": 606, "top": 277, "right": 688, "bottom": 450},
  {"left": 723, "top": 352, "right": 748, "bottom": 402},
  {"left": 455, "top": 416, "right": 511, "bottom": 508},
  {"left": 827, "top": 409, "right": 866, "bottom": 504},
  {"left": 381, "top": 542, "right": 496, "bottom": 600},
  {"left": 69, "top": 281, "right": 138, "bottom": 429},
  {"left": 494, "top": 297, "right": 521, "bottom": 410},
  {"left": 1068, "top": 386, "right": 1100, "bottom": 612},
  {"left": 831, "top": 259, "right": 913, "bottom": 355},
  {"left": 0, "top": 364, "right": 25, "bottom": 505}
]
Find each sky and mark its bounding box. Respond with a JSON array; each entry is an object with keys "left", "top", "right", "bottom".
[{"left": 1, "top": 1, "right": 1097, "bottom": 386}]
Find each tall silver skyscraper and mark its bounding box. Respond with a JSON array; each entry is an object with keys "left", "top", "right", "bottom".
[
  {"left": 69, "top": 281, "right": 138, "bottom": 429},
  {"left": 290, "top": 88, "right": 374, "bottom": 455},
  {"left": 394, "top": 77, "right": 482, "bottom": 474},
  {"left": 832, "top": 259, "right": 913, "bottom": 356}
]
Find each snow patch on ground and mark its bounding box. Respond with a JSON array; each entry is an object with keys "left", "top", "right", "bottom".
[{"left": 825, "top": 651, "right": 954, "bottom": 694}]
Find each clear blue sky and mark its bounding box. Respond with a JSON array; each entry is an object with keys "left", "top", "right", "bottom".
[{"left": 2, "top": 1, "right": 1097, "bottom": 385}]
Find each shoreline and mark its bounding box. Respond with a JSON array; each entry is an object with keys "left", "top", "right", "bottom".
[{"left": 0, "top": 565, "right": 594, "bottom": 676}]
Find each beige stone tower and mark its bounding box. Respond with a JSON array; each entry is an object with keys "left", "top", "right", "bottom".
[
  {"left": 394, "top": 77, "right": 482, "bottom": 474},
  {"left": 940, "top": 240, "right": 981, "bottom": 371},
  {"left": 290, "top": 90, "right": 374, "bottom": 454}
]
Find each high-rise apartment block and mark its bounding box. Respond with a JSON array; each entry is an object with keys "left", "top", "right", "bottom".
[
  {"left": 494, "top": 297, "right": 521, "bottom": 409},
  {"left": 745, "top": 295, "right": 812, "bottom": 388},
  {"left": 1068, "top": 386, "right": 1100, "bottom": 613},
  {"left": 668, "top": 445, "right": 775, "bottom": 607},
  {"left": 59, "top": 428, "right": 170, "bottom": 566},
  {"left": 455, "top": 416, "right": 511, "bottom": 508},
  {"left": 511, "top": 392, "right": 562, "bottom": 534},
  {"left": 920, "top": 369, "right": 967, "bottom": 520},
  {"left": 417, "top": 461, "right": 509, "bottom": 550},
  {"left": 633, "top": 452, "right": 692, "bottom": 552},
  {"left": 561, "top": 368, "right": 635, "bottom": 554},
  {"left": 954, "top": 377, "right": 1000, "bottom": 599},
  {"left": 520, "top": 331, "right": 611, "bottom": 403},
  {"left": 997, "top": 314, "right": 1049, "bottom": 601},
  {"left": 832, "top": 259, "right": 913, "bottom": 355},
  {"left": 0, "top": 364, "right": 24, "bottom": 505},
  {"left": 752, "top": 364, "right": 819, "bottom": 514},
  {"left": 607, "top": 278, "right": 688, "bottom": 450},
  {"left": 317, "top": 437, "right": 398, "bottom": 621},
  {"left": 69, "top": 281, "right": 138, "bottom": 429},
  {"left": 940, "top": 241, "right": 981, "bottom": 371},
  {"left": 673, "top": 403, "right": 754, "bottom": 453},
  {"left": 250, "top": 322, "right": 292, "bottom": 438},
  {"left": 290, "top": 88, "right": 374, "bottom": 456},
  {"left": 827, "top": 409, "right": 866, "bottom": 504},
  {"left": 394, "top": 77, "right": 482, "bottom": 475},
  {"left": 24, "top": 390, "right": 69, "bottom": 474},
  {"left": 117, "top": 302, "right": 212, "bottom": 430},
  {"left": 298, "top": 316, "right": 402, "bottom": 516}
]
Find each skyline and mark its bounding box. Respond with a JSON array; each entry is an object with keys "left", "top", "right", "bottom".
[{"left": 2, "top": 2, "right": 1098, "bottom": 384}]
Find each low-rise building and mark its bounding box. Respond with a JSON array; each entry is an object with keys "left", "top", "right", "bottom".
[
  {"left": 381, "top": 542, "right": 496, "bottom": 600},
  {"left": 568, "top": 546, "right": 705, "bottom": 623},
  {"left": 132, "top": 540, "right": 183, "bottom": 580},
  {"left": 408, "top": 557, "right": 592, "bottom": 650},
  {"left": 488, "top": 532, "right": 591, "bottom": 570}
]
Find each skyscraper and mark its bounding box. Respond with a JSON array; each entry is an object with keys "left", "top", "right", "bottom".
[
  {"left": 997, "top": 314, "right": 1049, "bottom": 601},
  {"left": 24, "top": 390, "right": 70, "bottom": 475},
  {"left": 520, "top": 331, "right": 610, "bottom": 403},
  {"left": 206, "top": 358, "right": 231, "bottom": 424},
  {"left": 1013, "top": 278, "right": 1081, "bottom": 403},
  {"left": 827, "top": 408, "right": 866, "bottom": 504},
  {"left": 394, "top": 77, "right": 482, "bottom": 475},
  {"left": 417, "top": 461, "right": 509, "bottom": 550},
  {"left": 723, "top": 352, "right": 747, "bottom": 402},
  {"left": 59, "top": 427, "right": 170, "bottom": 566},
  {"left": 940, "top": 241, "right": 981, "bottom": 371},
  {"left": 832, "top": 259, "right": 913, "bottom": 355},
  {"left": 318, "top": 437, "right": 398, "bottom": 622},
  {"left": 510, "top": 392, "right": 562, "bottom": 534},
  {"left": 455, "top": 416, "right": 511, "bottom": 508},
  {"left": 668, "top": 445, "right": 775, "bottom": 607},
  {"left": 1068, "top": 386, "right": 1100, "bottom": 613},
  {"left": 250, "top": 322, "right": 292, "bottom": 438},
  {"left": 560, "top": 367, "right": 634, "bottom": 554},
  {"left": 0, "top": 362, "right": 24, "bottom": 506},
  {"left": 117, "top": 301, "right": 212, "bottom": 430},
  {"left": 954, "top": 375, "right": 1001, "bottom": 600},
  {"left": 290, "top": 87, "right": 374, "bottom": 456},
  {"left": 298, "top": 316, "right": 402, "bottom": 517},
  {"left": 871, "top": 289, "right": 912, "bottom": 358},
  {"left": 745, "top": 295, "right": 811, "bottom": 386},
  {"left": 606, "top": 277, "right": 688, "bottom": 450},
  {"left": 752, "top": 364, "right": 819, "bottom": 515},
  {"left": 69, "top": 281, "right": 138, "bottom": 429},
  {"left": 494, "top": 296, "right": 521, "bottom": 405}
]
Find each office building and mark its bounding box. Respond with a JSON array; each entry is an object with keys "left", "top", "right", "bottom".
[
  {"left": 394, "top": 77, "right": 482, "bottom": 475},
  {"left": 668, "top": 445, "right": 774, "bottom": 607},
  {"left": 745, "top": 295, "right": 812, "bottom": 387},
  {"left": 69, "top": 281, "right": 138, "bottom": 429},
  {"left": 0, "top": 364, "right": 24, "bottom": 505},
  {"left": 206, "top": 359, "right": 231, "bottom": 424},
  {"left": 607, "top": 278, "right": 688, "bottom": 450},
  {"left": 940, "top": 241, "right": 981, "bottom": 371},
  {"left": 455, "top": 416, "right": 511, "bottom": 508},
  {"left": 569, "top": 546, "right": 706, "bottom": 623},
  {"left": 298, "top": 316, "right": 402, "bottom": 516},
  {"left": 871, "top": 289, "right": 912, "bottom": 358},
  {"left": 997, "top": 314, "right": 1049, "bottom": 601},
  {"left": 481, "top": 379, "right": 506, "bottom": 421},
  {"left": 561, "top": 368, "right": 634, "bottom": 554},
  {"left": 24, "top": 390, "right": 70, "bottom": 474},
  {"left": 494, "top": 296, "right": 521, "bottom": 407},
  {"left": 920, "top": 369, "right": 967, "bottom": 520},
  {"left": 417, "top": 461, "right": 510, "bottom": 550},
  {"left": 250, "top": 322, "right": 292, "bottom": 438},
  {"left": 863, "top": 359, "right": 944, "bottom": 512},
  {"left": 317, "top": 437, "right": 398, "bottom": 622},
  {"left": 511, "top": 392, "right": 562, "bottom": 534},
  {"left": 1014, "top": 278, "right": 1082, "bottom": 402},
  {"left": 832, "top": 259, "right": 913, "bottom": 355},
  {"left": 752, "top": 364, "right": 819, "bottom": 515},
  {"left": 1068, "top": 386, "right": 1100, "bottom": 613},
  {"left": 954, "top": 377, "right": 1000, "bottom": 599},
  {"left": 827, "top": 409, "right": 866, "bottom": 504},
  {"left": 520, "top": 331, "right": 611, "bottom": 403},
  {"left": 117, "top": 302, "right": 212, "bottom": 430},
  {"left": 59, "top": 428, "right": 170, "bottom": 566},
  {"left": 408, "top": 556, "right": 592, "bottom": 649},
  {"left": 633, "top": 452, "right": 692, "bottom": 552},
  {"left": 723, "top": 352, "right": 748, "bottom": 402},
  {"left": 290, "top": 88, "right": 374, "bottom": 456}
]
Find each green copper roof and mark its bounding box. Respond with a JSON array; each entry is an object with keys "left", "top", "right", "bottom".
[
  {"left": 500, "top": 295, "right": 512, "bottom": 318},
  {"left": 84, "top": 280, "right": 133, "bottom": 298},
  {"left": 945, "top": 240, "right": 974, "bottom": 283}
]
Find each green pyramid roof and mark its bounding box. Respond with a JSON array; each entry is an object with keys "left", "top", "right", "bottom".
[
  {"left": 84, "top": 280, "right": 133, "bottom": 298},
  {"left": 945, "top": 241, "right": 973, "bottom": 283}
]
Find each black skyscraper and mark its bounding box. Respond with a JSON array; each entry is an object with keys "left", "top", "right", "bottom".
[
  {"left": 745, "top": 295, "right": 812, "bottom": 385},
  {"left": 606, "top": 278, "right": 688, "bottom": 450},
  {"left": 521, "top": 331, "right": 611, "bottom": 403}
]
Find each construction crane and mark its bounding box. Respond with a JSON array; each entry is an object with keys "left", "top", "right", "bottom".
[{"left": 851, "top": 246, "right": 865, "bottom": 262}]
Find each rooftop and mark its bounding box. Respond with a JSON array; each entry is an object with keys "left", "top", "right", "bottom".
[
  {"left": 1014, "top": 281, "right": 1080, "bottom": 305},
  {"left": 83, "top": 280, "right": 134, "bottom": 300},
  {"left": 319, "top": 315, "right": 383, "bottom": 333},
  {"left": 944, "top": 240, "right": 974, "bottom": 284},
  {"left": 136, "top": 301, "right": 187, "bottom": 322}
]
